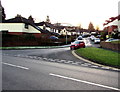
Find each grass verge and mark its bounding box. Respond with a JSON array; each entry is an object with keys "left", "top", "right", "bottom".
[{"left": 76, "top": 47, "right": 120, "bottom": 68}]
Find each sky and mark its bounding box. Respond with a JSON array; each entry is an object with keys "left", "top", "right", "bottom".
[{"left": 1, "top": 0, "right": 120, "bottom": 29}]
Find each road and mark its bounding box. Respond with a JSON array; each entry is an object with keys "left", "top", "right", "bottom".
[{"left": 2, "top": 38, "right": 120, "bottom": 91}]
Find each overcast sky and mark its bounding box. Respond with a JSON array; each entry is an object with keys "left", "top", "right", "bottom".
[{"left": 1, "top": 0, "right": 119, "bottom": 29}]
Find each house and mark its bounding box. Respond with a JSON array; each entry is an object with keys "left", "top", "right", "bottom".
[
  {"left": 103, "top": 15, "right": 120, "bottom": 36},
  {"left": 0, "top": 16, "right": 51, "bottom": 38},
  {"left": 54, "top": 23, "right": 79, "bottom": 36},
  {"left": 35, "top": 21, "right": 59, "bottom": 36},
  {"left": 60, "top": 28, "right": 70, "bottom": 36},
  {"left": 118, "top": 15, "right": 120, "bottom": 32}
]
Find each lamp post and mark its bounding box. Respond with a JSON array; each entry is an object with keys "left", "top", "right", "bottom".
[{"left": 66, "top": 31, "right": 67, "bottom": 44}]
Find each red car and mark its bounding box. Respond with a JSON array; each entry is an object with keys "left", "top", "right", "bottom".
[{"left": 70, "top": 41, "right": 85, "bottom": 50}]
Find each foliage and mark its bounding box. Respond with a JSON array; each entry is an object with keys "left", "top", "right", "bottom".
[
  {"left": 95, "top": 25, "right": 100, "bottom": 31},
  {"left": 100, "top": 31, "right": 108, "bottom": 40},
  {"left": 111, "top": 32, "right": 120, "bottom": 39},
  {"left": 2, "top": 33, "right": 75, "bottom": 46},
  {"left": 88, "top": 22, "right": 95, "bottom": 31},
  {"left": 23, "top": 34, "right": 36, "bottom": 41},
  {"left": 2, "top": 6, "right": 6, "bottom": 22}
]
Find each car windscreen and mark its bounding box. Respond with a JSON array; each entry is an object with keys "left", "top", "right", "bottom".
[
  {"left": 78, "top": 37, "right": 82, "bottom": 40},
  {"left": 95, "top": 38, "right": 100, "bottom": 40},
  {"left": 73, "top": 41, "right": 80, "bottom": 44}
]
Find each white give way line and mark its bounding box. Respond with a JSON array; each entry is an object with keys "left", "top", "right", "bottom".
[
  {"left": 2, "top": 62, "right": 29, "bottom": 70},
  {"left": 50, "top": 73, "right": 120, "bottom": 91}
]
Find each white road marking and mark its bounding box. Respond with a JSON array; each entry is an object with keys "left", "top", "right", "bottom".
[
  {"left": 81, "top": 64, "right": 88, "bottom": 66},
  {"left": 2, "top": 62, "right": 29, "bottom": 70},
  {"left": 49, "top": 73, "right": 120, "bottom": 91},
  {"left": 91, "top": 66, "right": 98, "bottom": 68},
  {"left": 71, "top": 62, "right": 79, "bottom": 65},
  {"left": 67, "top": 61, "right": 74, "bottom": 63},
  {"left": 101, "top": 67, "right": 110, "bottom": 69}
]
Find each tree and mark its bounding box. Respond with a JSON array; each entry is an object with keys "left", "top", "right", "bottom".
[
  {"left": 0, "top": 1, "right": 6, "bottom": 22},
  {"left": 96, "top": 25, "right": 100, "bottom": 31},
  {"left": 88, "top": 22, "right": 95, "bottom": 31},
  {"left": 1, "top": 6, "right": 6, "bottom": 22},
  {"left": 0, "top": 1, "right": 5, "bottom": 22},
  {"left": 78, "top": 24, "right": 82, "bottom": 29}
]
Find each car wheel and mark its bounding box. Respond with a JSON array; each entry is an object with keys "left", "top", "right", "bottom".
[{"left": 71, "top": 47, "right": 74, "bottom": 50}]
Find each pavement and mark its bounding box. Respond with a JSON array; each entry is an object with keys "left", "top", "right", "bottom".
[{"left": 0, "top": 45, "right": 71, "bottom": 50}]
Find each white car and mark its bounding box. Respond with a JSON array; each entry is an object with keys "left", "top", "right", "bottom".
[
  {"left": 105, "top": 38, "right": 119, "bottom": 42},
  {"left": 90, "top": 35, "right": 96, "bottom": 41},
  {"left": 94, "top": 38, "right": 100, "bottom": 43},
  {"left": 76, "top": 36, "right": 84, "bottom": 42}
]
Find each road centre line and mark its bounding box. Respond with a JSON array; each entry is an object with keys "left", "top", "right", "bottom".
[
  {"left": 2, "top": 62, "right": 29, "bottom": 70},
  {"left": 49, "top": 73, "right": 120, "bottom": 91}
]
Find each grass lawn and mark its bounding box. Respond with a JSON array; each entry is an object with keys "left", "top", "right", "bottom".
[{"left": 76, "top": 47, "right": 120, "bottom": 68}]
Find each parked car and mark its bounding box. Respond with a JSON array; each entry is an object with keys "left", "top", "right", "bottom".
[
  {"left": 96, "top": 35, "right": 101, "bottom": 38},
  {"left": 82, "top": 34, "right": 90, "bottom": 38},
  {"left": 94, "top": 38, "right": 100, "bottom": 43},
  {"left": 50, "top": 36, "right": 59, "bottom": 40},
  {"left": 70, "top": 41, "right": 85, "bottom": 50},
  {"left": 90, "top": 35, "right": 96, "bottom": 41},
  {"left": 76, "top": 36, "right": 83, "bottom": 42},
  {"left": 105, "top": 38, "right": 119, "bottom": 42}
]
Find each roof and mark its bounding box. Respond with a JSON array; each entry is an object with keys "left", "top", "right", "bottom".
[
  {"left": 3, "top": 17, "right": 51, "bottom": 34},
  {"left": 35, "top": 22, "right": 55, "bottom": 28},
  {"left": 103, "top": 15, "right": 120, "bottom": 26}
]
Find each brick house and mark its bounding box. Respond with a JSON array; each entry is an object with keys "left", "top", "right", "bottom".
[{"left": 103, "top": 15, "right": 120, "bottom": 36}]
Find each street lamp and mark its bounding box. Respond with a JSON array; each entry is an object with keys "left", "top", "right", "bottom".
[{"left": 66, "top": 31, "right": 67, "bottom": 44}]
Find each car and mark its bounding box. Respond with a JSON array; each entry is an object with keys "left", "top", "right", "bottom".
[
  {"left": 94, "top": 38, "right": 100, "bottom": 43},
  {"left": 90, "top": 35, "right": 96, "bottom": 41},
  {"left": 50, "top": 36, "right": 59, "bottom": 40},
  {"left": 82, "top": 34, "right": 90, "bottom": 38},
  {"left": 96, "top": 35, "right": 101, "bottom": 38},
  {"left": 70, "top": 41, "right": 85, "bottom": 50},
  {"left": 105, "top": 38, "right": 119, "bottom": 42},
  {"left": 76, "top": 36, "right": 83, "bottom": 41}
]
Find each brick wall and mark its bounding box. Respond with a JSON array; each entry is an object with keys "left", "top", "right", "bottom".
[{"left": 100, "top": 41, "right": 120, "bottom": 51}]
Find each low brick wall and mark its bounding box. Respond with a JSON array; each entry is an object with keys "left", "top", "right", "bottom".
[{"left": 100, "top": 41, "right": 120, "bottom": 51}]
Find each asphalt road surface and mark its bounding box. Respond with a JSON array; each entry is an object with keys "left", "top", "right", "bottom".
[{"left": 2, "top": 38, "right": 120, "bottom": 91}]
